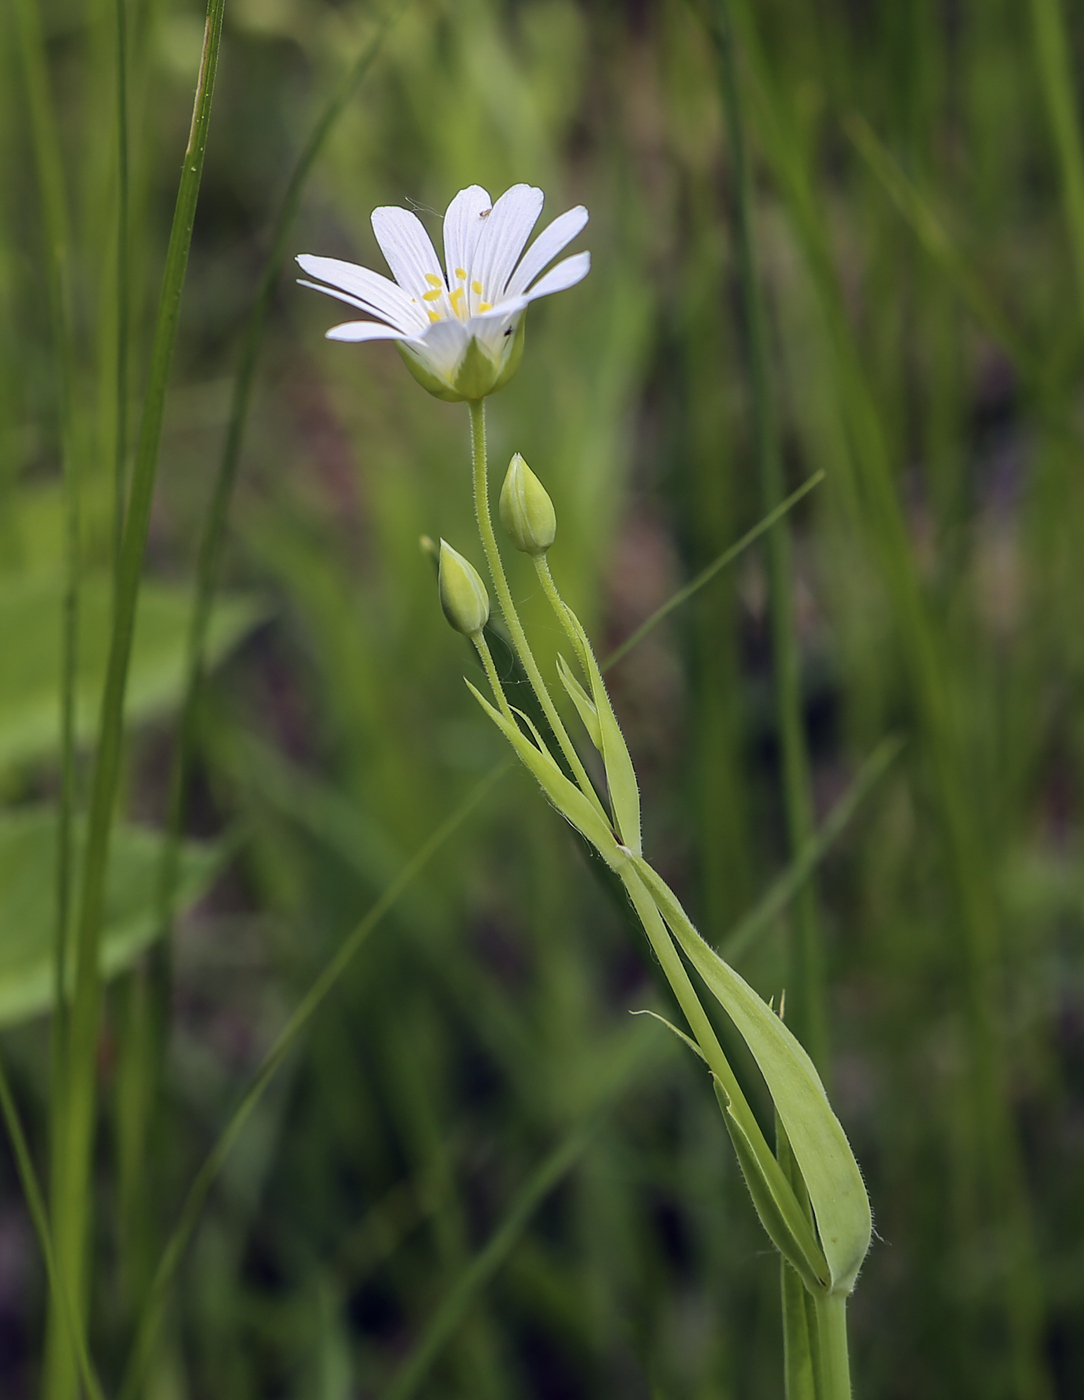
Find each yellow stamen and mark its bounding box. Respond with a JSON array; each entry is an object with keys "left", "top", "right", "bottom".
[
  {"left": 455, "top": 268, "right": 467, "bottom": 280},
  {"left": 478, "top": 302, "right": 492, "bottom": 313},
  {"left": 422, "top": 288, "right": 442, "bottom": 302},
  {"left": 425, "top": 273, "right": 443, "bottom": 287},
  {"left": 471, "top": 281, "right": 483, "bottom": 295},
  {"left": 449, "top": 286, "right": 465, "bottom": 309},
  {"left": 427, "top": 309, "right": 440, "bottom": 323}
]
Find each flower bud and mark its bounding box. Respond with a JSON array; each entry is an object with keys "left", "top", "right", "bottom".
[
  {"left": 499, "top": 454, "right": 557, "bottom": 555},
  {"left": 438, "top": 540, "right": 490, "bottom": 637}
]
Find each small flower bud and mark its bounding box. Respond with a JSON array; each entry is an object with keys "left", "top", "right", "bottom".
[
  {"left": 438, "top": 540, "right": 490, "bottom": 637},
  {"left": 499, "top": 453, "right": 557, "bottom": 555}
]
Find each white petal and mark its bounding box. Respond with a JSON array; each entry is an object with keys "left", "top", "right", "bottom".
[
  {"left": 296, "top": 253, "right": 424, "bottom": 333},
  {"left": 505, "top": 206, "right": 589, "bottom": 299},
  {"left": 465, "top": 298, "right": 528, "bottom": 359},
  {"left": 413, "top": 316, "right": 471, "bottom": 380},
  {"left": 326, "top": 321, "right": 408, "bottom": 342},
  {"left": 470, "top": 184, "right": 544, "bottom": 302},
  {"left": 442, "top": 186, "right": 491, "bottom": 287},
  {"left": 371, "top": 206, "right": 446, "bottom": 302},
  {"left": 297, "top": 278, "right": 409, "bottom": 332},
  {"left": 523, "top": 251, "right": 591, "bottom": 302}
]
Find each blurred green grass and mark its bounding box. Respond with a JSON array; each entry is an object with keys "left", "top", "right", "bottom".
[{"left": 3, "top": 0, "right": 1084, "bottom": 1395}]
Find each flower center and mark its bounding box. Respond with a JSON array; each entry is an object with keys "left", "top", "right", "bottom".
[{"left": 418, "top": 268, "right": 492, "bottom": 324}]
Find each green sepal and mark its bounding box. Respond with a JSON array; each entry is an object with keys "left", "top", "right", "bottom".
[
  {"left": 713, "top": 1077, "right": 831, "bottom": 1296},
  {"left": 557, "top": 655, "right": 602, "bottom": 750},
  {"left": 488, "top": 317, "right": 526, "bottom": 395},
  {"left": 396, "top": 342, "right": 464, "bottom": 402},
  {"left": 466, "top": 681, "right": 621, "bottom": 864},
  {"left": 634, "top": 858, "right": 871, "bottom": 1295},
  {"left": 453, "top": 337, "right": 503, "bottom": 400},
  {"left": 564, "top": 612, "right": 641, "bottom": 855}
]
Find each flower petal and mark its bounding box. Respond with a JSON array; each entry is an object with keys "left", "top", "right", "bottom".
[
  {"left": 470, "top": 184, "right": 544, "bottom": 302},
  {"left": 371, "top": 206, "right": 446, "bottom": 303},
  {"left": 522, "top": 251, "right": 591, "bottom": 302},
  {"left": 465, "top": 297, "right": 528, "bottom": 360},
  {"left": 505, "top": 206, "right": 589, "bottom": 299},
  {"left": 413, "top": 315, "right": 471, "bottom": 381},
  {"left": 443, "top": 185, "right": 492, "bottom": 287},
  {"left": 326, "top": 321, "right": 409, "bottom": 342},
  {"left": 296, "top": 253, "right": 424, "bottom": 333}
]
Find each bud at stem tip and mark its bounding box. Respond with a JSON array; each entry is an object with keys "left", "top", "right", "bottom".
[
  {"left": 438, "top": 540, "right": 490, "bottom": 637},
  {"left": 499, "top": 453, "right": 557, "bottom": 555}
]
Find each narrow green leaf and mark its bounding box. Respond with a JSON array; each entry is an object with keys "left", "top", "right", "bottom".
[
  {"left": 564, "top": 613, "right": 641, "bottom": 855},
  {"left": 629, "top": 1007, "right": 707, "bottom": 1063},
  {"left": 556, "top": 654, "right": 602, "bottom": 750},
  {"left": 635, "top": 859, "right": 871, "bottom": 1293},
  {"left": 466, "top": 682, "right": 621, "bottom": 863},
  {"left": 713, "top": 1079, "right": 830, "bottom": 1296}
]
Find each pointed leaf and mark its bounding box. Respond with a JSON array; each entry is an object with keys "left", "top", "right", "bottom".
[
  {"left": 630, "top": 1007, "right": 707, "bottom": 1063},
  {"left": 713, "top": 1079, "right": 830, "bottom": 1295},
  {"left": 635, "top": 858, "right": 871, "bottom": 1294},
  {"left": 564, "top": 613, "right": 641, "bottom": 855},
  {"left": 556, "top": 655, "right": 602, "bottom": 751},
  {"left": 466, "top": 682, "right": 621, "bottom": 865}
]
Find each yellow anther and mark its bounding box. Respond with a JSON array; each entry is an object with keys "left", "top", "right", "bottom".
[
  {"left": 449, "top": 286, "right": 465, "bottom": 307},
  {"left": 427, "top": 309, "right": 440, "bottom": 323},
  {"left": 478, "top": 302, "right": 492, "bottom": 313},
  {"left": 455, "top": 268, "right": 467, "bottom": 280},
  {"left": 422, "top": 288, "right": 442, "bottom": 302},
  {"left": 425, "top": 273, "right": 443, "bottom": 287},
  {"left": 471, "top": 281, "right": 483, "bottom": 295}
]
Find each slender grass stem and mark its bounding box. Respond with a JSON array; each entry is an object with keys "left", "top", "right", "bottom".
[
  {"left": 724, "top": 8, "right": 1052, "bottom": 1393},
  {"left": 603, "top": 472, "right": 823, "bottom": 669},
  {"left": 382, "top": 1123, "right": 594, "bottom": 1400},
  {"left": 0, "top": 1052, "right": 105, "bottom": 1400},
  {"left": 118, "top": 764, "right": 503, "bottom": 1400},
  {"left": 45, "top": 5, "right": 227, "bottom": 1396},
  {"left": 710, "top": 0, "right": 828, "bottom": 1076},
  {"left": 156, "top": 0, "right": 405, "bottom": 945},
  {"left": 1029, "top": 0, "right": 1084, "bottom": 330},
  {"left": 113, "top": 0, "right": 130, "bottom": 572},
  {"left": 12, "top": 0, "right": 84, "bottom": 1391},
  {"left": 467, "top": 399, "right": 603, "bottom": 810}
]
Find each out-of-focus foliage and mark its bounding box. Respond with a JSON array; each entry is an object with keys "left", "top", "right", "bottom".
[{"left": 2, "top": 0, "right": 1084, "bottom": 1396}]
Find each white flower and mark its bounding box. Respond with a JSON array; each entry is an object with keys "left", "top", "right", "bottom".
[{"left": 297, "top": 184, "right": 590, "bottom": 402}]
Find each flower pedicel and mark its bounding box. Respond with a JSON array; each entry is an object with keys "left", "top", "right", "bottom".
[{"left": 297, "top": 184, "right": 590, "bottom": 402}]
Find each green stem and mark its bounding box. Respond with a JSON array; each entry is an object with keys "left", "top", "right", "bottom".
[
  {"left": 467, "top": 399, "right": 603, "bottom": 810},
  {"left": 113, "top": 0, "right": 130, "bottom": 573},
  {"left": 0, "top": 1052, "right": 105, "bottom": 1400},
  {"left": 46, "top": 5, "right": 227, "bottom": 1397},
  {"left": 1029, "top": 0, "right": 1084, "bottom": 330},
  {"left": 12, "top": 0, "right": 84, "bottom": 1391},
  {"left": 533, "top": 555, "right": 589, "bottom": 670},
  {"left": 813, "top": 1291, "right": 852, "bottom": 1400},
  {"left": 472, "top": 632, "right": 517, "bottom": 724},
  {"left": 710, "top": 0, "right": 828, "bottom": 1076}
]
